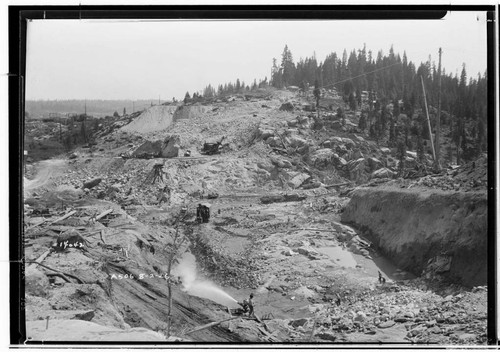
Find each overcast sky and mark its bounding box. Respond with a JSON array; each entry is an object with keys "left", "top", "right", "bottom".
[{"left": 25, "top": 10, "right": 488, "bottom": 101}]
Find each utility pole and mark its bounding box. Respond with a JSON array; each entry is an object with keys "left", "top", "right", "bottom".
[
  {"left": 84, "top": 99, "right": 87, "bottom": 116},
  {"left": 435, "top": 47, "right": 442, "bottom": 170},
  {"left": 420, "top": 75, "right": 436, "bottom": 162}
]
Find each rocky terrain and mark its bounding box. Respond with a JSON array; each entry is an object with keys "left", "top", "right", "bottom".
[{"left": 22, "top": 86, "right": 489, "bottom": 345}]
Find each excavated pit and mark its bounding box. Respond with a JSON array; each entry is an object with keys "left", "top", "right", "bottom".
[{"left": 341, "top": 186, "right": 488, "bottom": 287}]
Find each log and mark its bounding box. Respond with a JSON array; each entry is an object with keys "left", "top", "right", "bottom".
[
  {"left": 50, "top": 210, "right": 77, "bottom": 225},
  {"left": 25, "top": 261, "right": 86, "bottom": 284},
  {"left": 26, "top": 219, "right": 48, "bottom": 230},
  {"left": 308, "top": 318, "right": 318, "bottom": 342},
  {"left": 145, "top": 292, "right": 157, "bottom": 301},
  {"left": 46, "top": 272, "right": 71, "bottom": 283},
  {"left": 276, "top": 133, "right": 290, "bottom": 155},
  {"left": 99, "top": 230, "right": 106, "bottom": 244},
  {"left": 95, "top": 209, "right": 113, "bottom": 221},
  {"left": 258, "top": 327, "right": 280, "bottom": 342},
  {"left": 183, "top": 317, "right": 239, "bottom": 336},
  {"left": 300, "top": 228, "right": 333, "bottom": 232},
  {"left": 324, "top": 182, "right": 351, "bottom": 189}
]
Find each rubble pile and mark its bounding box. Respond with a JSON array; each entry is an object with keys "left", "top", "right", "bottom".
[{"left": 23, "top": 86, "right": 488, "bottom": 344}]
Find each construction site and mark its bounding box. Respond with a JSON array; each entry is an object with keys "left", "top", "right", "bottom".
[{"left": 22, "top": 85, "right": 488, "bottom": 344}]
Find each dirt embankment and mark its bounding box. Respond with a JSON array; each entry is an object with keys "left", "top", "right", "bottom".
[
  {"left": 121, "top": 105, "right": 178, "bottom": 134},
  {"left": 341, "top": 187, "right": 487, "bottom": 287}
]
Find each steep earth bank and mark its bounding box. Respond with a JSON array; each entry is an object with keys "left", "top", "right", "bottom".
[{"left": 341, "top": 186, "right": 487, "bottom": 287}]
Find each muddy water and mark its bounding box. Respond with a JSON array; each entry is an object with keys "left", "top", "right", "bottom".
[
  {"left": 316, "top": 246, "right": 357, "bottom": 268},
  {"left": 354, "top": 251, "right": 416, "bottom": 281}
]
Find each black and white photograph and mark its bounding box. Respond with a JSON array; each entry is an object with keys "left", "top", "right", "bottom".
[{"left": 9, "top": 4, "right": 496, "bottom": 347}]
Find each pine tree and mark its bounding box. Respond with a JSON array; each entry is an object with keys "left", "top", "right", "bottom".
[
  {"left": 184, "top": 92, "right": 191, "bottom": 104},
  {"left": 281, "top": 45, "right": 295, "bottom": 87}
]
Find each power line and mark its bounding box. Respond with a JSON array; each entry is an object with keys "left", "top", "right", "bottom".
[{"left": 320, "top": 61, "right": 402, "bottom": 90}]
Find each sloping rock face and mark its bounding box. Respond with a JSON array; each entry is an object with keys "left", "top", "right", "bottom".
[
  {"left": 161, "top": 135, "right": 180, "bottom": 158},
  {"left": 121, "top": 105, "right": 177, "bottom": 134},
  {"left": 132, "top": 140, "right": 162, "bottom": 157},
  {"left": 341, "top": 187, "right": 487, "bottom": 287}
]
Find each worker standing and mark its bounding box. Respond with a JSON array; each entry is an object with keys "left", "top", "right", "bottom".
[{"left": 248, "top": 293, "right": 255, "bottom": 318}]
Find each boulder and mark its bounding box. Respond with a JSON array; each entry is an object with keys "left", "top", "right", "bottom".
[
  {"left": 279, "top": 102, "right": 294, "bottom": 111},
  {"left": 281, "top": 249, "right": 295, "bottom": 256},
  {"left": 297, "top": 246, "right": 321, "bottom": 260},
  {"left": 371, "top": 168, "right": 396, "bottom": 179},
  {"left": 352, "top": 150, "right": 364, "bottom": 159},
  {"left": 297, "top": 115, "right": 309, "bottom": 125},
  {"left": 406, "top": 150, "right": 417, "bottom": 159},
  {"left": 266, "top": 136, "right": 280, "bottom": 147},
  {"left": 310, "top": 149, "right": 335, "bottom": 169},
  {"left": 287, "top": 120, "right": 298, "bottom": 127},
  {"left": 347, "top": 158, "right": 366, "bottom": 182},
  {"left": 257, "top": 162, "right": 275, "bottom": 173},
  {"left": 335, "top": 144, "right": 348, "bottom": 155},
  {"left": 354, "top": 311, "right": 367, "bottom": 322},
  {"left": 425, "top": 255, "right": 452, "bottom": 274},
  {"left": 297, "top": 144, "right": 310, "bottom": 155},
  {"left": 83, "top": 178, "right": 102, "bottom": 190},
  {"left": 289, "top": 318, "right": 309, "bottom": 328},
  {"left": 336, "top": 157, "right": 348, "bottom": 167},
  {"left": 270, "top": 157, "right": 292, "bottom": 169},
  {"left": 287, "top": 173, "right": 310, "bottom": 189},
  {"left": 288, "top": 135, "right": 307, "bottom": 148},
  {"left": 380, "top": 147, "right": 391, "bottom": 154},
  {"left": 315, "top": 332, "right": 337, "bottom": 342},
  {"left": 377, "top": 320, "right": 396, "bottom": 328},
  {"left": 258, "top": 128, "right": 275, "bottom": 140},
  {"left": 367, "top": 157, "right": 383, "bottom": 172},
  {"left": 331, "top": 121, "right": 343, "bottom": 130},
  {"left": 341, "top": 138, "right": 355, "bottom": 149}
]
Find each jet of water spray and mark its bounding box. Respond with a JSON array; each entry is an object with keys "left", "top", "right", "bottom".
[{"left": 173, "top": 253, "right": 239, "bottom": 306}]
